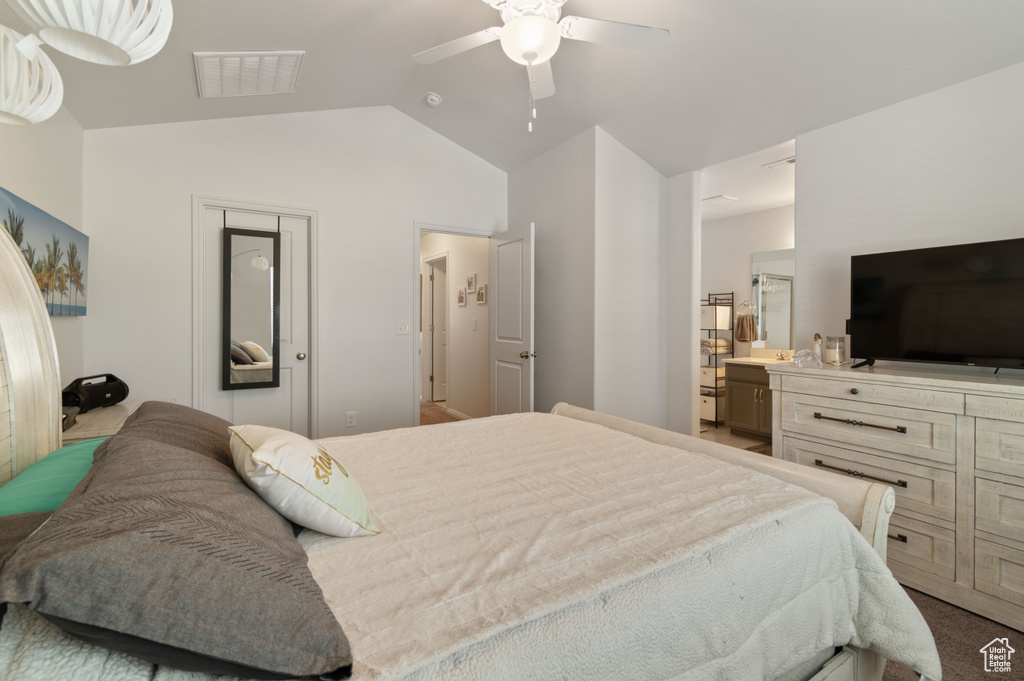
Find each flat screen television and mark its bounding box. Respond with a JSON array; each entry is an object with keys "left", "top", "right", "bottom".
[{"left": 849, "top": 237, "right": 1024, "bottom": 370}]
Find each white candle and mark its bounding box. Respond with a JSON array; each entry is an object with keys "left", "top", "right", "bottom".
[{"left": 825, "top": 336, "right": 846, "bottom": 365}]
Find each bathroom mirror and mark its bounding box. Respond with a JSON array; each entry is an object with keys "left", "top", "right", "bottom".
[
  {"left": 223, "top": 227, "right": 280, "bottom": 390},
  {"left": 751, "top": 249, "right": 794, "bottom": 351}
]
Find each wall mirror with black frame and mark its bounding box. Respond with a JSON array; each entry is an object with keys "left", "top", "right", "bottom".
[{"left": 223, "top": 227, "right": 281, "bottom": 390}]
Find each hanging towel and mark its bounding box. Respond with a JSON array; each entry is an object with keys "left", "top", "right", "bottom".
[{"left": 735, "top": 314, "right": 756, "bottom": 342}]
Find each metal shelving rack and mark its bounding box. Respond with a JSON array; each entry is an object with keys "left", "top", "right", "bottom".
[{"left": 699, "top": 292, "right": 733, "bottom": 426}]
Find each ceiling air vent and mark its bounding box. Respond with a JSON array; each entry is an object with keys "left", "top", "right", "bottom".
[{"left": 194, "top": 51, "right": 304, "bottom": 99}]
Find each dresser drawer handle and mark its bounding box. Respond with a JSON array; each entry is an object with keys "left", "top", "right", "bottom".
[
  {"left": 813, "top": 411, "right": 907, "bottom": 434},
  {"left": 813, "top": 459, "right": 909, "bottom": 488},
  {"left": 888, "top": 533, "right": 908, "bottom": 543},
  {"left": 850, "top": 388, "right": 860, "bottom": 395}
]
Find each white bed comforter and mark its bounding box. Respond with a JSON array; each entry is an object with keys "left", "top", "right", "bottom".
[{"left": 0, "top": 412, "right": 940, "bottom": 681}]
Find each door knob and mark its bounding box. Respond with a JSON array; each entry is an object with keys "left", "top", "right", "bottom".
[
  {"left": 296, "top": 352, "right": 307, "bottom": 361},
  {"left": 520, "top": 351, "right": 529, "bottom": 359}
]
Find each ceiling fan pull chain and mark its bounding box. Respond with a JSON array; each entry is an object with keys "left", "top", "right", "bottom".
[{"left": 527, "top": 62, "right": 536, "bottom": 132}]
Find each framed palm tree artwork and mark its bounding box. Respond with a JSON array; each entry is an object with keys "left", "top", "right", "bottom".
[{"left": 0, "top": 186, "right": 88, "bottom": 317}]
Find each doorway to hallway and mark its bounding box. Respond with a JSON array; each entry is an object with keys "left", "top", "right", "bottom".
[{"left": 418, "top": 229, "right": 491, "bottom": 423}]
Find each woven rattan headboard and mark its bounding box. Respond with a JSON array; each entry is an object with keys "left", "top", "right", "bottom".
[{"left": 0, "top": 226, "right": 61, "bottom": 486}]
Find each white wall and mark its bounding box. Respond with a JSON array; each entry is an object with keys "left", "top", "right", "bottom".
[
  {"left": 796, "top": 61, "right": 1024, "bottom": 365},
  {"left": 509, "top": 127, "right": 671, "bottom": 428},
  {"left": 593, "top": 129, "right": 667, "bottom": 426},
  {"left": 82, "top": 106, "right": 507, "bottom": 436},
  {"left": 0, "top": 108, "right": 85, "bottom": 386},
  {"left": 666, "top": 172, "right": 701, "bottom": 435},
  {"left": 702, "top": 204, "right": 794, "bottom": 356},
  {"left": 420, "top": 231, "right": 490, "bottom": 419},
  {"left": 509, "top": 128, "right": 597, "bottom": 414}
]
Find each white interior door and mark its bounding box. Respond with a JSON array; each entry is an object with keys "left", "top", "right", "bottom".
[
  {"left": 420, "top": 266, "right": 432, "bottom": 402},
  {"left": 431, "top": 264, "right": 448, "bottom": 401},
  {"left": 199, "top": 205, "right": 311, "bottom": 435},
  {"left": 489, "top": 223, "right": 535, "bottom": 415}
]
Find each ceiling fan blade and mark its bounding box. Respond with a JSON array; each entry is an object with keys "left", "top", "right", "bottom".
[
  {"left": 530, "top": 60, "right": 556, "bottom": 100},
  {"left": 412, "top": 27, "right": 502, "bottom": 65},
  {"left": 559, "top": 16, "right": 669, "bottom": 52}
]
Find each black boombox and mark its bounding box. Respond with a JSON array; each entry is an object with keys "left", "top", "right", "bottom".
[{"left": 62, "top": 374, "right": 130, "bottom": 414}]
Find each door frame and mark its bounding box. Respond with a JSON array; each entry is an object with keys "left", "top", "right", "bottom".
[
  {"left": 192, "top": 195, "right": 319, "bottom": 435},
  {"left": 413, "top": 221, "right": 494, "bottom": 424},
  {"left": 422, "top": 252, "right": 449, "bottom": 403}
]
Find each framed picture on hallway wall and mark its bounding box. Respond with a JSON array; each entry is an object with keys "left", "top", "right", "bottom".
[
  {"left": 476, "top": 284, "right": 487, "bottom": 304},
  {"left": 466, "top": 274, "right": 476, "bottom": 292},
  {"left": 457, "top": 288, "right": 466, "bottom": 306}
]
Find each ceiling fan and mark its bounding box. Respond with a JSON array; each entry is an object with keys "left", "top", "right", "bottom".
[{"left": 413, "top": 0, "right": 669, "bottom": 128}]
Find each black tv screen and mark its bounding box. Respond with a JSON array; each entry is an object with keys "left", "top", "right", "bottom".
[{"left": 850, "top": 237, "right": 1024, "bottom": 369}]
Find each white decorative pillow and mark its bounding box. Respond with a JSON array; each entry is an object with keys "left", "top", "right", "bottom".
[
  {"left": 240, "top": 341, "right": 270, "bottom": 363},
  {"left": 228, "top": 425, "right": 379, "bottom": 538}
]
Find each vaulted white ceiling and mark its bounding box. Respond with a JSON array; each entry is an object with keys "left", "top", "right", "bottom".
[{"left": 4, "top": 0, "right": 1024, "bottom": 183}]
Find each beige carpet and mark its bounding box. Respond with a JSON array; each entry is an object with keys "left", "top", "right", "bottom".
[
  {"left": 883, "top": 587, "right": 1023, "bottom": 680},
  {"left": 419, "top": 401, "right": 463, "bottom": 426}
]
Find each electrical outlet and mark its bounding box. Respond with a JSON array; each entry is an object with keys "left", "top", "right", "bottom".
[{"left": 346, "top": 411, "right": 357, "bottom": 428}]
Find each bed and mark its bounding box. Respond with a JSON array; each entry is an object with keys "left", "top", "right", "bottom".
[
  {"left": 0, "top": 227, "right": 941, "bottom": 681},
  {"left": 230, "top": 360, "right": 274, "bottom": 384}
]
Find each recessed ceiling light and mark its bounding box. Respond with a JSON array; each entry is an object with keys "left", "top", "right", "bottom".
[
  {"left": 702, "top": 194, "right": 739, "bottom": 205},
  {"left": 425, "top": 92, "right": 443, "bottom": 107},
  {"left": 763, "top": 155, "right": 796, "bottom": 170},
  {"left": 194, "top": 51, "right": 304, "bottom": 99}
]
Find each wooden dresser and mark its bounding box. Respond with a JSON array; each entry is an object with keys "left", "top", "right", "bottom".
[{"left": 766, "top": 361, "right": 1024, "bottom": 631}]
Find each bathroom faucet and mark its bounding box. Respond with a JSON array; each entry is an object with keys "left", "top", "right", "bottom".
[{"left": 776, "top": 350, "right": 790, "bottom": 360}]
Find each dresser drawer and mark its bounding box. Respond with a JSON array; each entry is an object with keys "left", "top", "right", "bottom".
[
  {"left": 976, "top": 418, "right": 1024, "bottom": 481},
  {"left": 976, "top": 538, "right": 1024, "bottom": 608},
  {"left": 779, "top": 374, "right": 963, "bottom": 414},
  {"left": 887, "top": 513, "right": 955, "bottom": 582},
  {"left": 780, "top": 392, "right": 957, "bottom": 465},
  {"left": 699, "top": 366, "right": 725, "bottom": 387},
  {"left": 784, "top": 437, "right": 955, "bottom": 524},
  {"left": 968, "top": 394, "right": 1024, "bottom": 422},
  {"left": 976, "top": 477, "right": 1024, "bottom": 549}
]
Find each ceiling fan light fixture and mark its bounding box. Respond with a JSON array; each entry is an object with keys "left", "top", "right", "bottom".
[
  {"left": 500, "top": 15, "right": 560, "bottom": 65},
  {"left": 5, "top": 0, "right": 173, "bottom": 66},
  {"left": 251, "top": 254, "right": 270, "bottom": 272}
]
